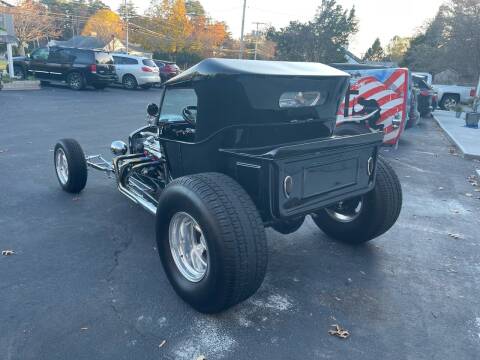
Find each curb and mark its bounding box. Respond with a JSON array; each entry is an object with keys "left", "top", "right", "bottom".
[
  {"left": 433, "top": 114, "right": 480, "bottom": 160},
  {"left": 1, "top": 80, "right": 41, "bottom": 91}
]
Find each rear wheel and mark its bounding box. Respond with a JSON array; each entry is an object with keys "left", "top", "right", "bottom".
[
  {"left": 312, "top": 157, "right": 402, "bottom": 244},
  {"left": 156, "top": 173, "right": 268, "bottom": 313},
  {"left": 122, "top": 74, "right": 137, "bottom": 90},
  {"left": 440, "top": 94, "right": 459, "bottom": 111},
  {"left": 54, "top": 139, "right": 87, "bottom": 193},
  {"left": 67, "top": 72, "right": 85, "bottom": 90}
]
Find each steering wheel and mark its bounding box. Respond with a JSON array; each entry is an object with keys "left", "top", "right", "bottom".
[{"left": 182, "top": 106, "right": 197, "bottom": 126}]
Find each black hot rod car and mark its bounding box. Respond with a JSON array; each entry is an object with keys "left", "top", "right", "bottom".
[{"left": 54, "top": 58, "right": 402, "bottom": 313}]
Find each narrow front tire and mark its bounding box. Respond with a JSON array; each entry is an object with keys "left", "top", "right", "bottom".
[{"left": 54, "top": 139, "right": 87, "bottom": 193}]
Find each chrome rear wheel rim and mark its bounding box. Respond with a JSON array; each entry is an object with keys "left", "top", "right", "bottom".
[
  {"left": 55, "top": 148, "right": 69, "bottom": 185},
  {"left": 325, "top": 197, "right": 363, "bottom": 223},
  {"left": 444, "top": 98, "right": 457, "bottom": 111},
  {"left": 169, "top": 212, "right": 208, "bottom": 282}
]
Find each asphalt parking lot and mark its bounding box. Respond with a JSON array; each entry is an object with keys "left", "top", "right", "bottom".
[{"left": 1, "top": 86, "right": 480, "bottom": 360}]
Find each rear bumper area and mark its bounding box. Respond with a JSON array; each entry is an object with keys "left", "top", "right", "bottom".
[
  {"left": 221, "top": 132, "right": 384, "bottom": 222},
  {"left": 86, "top": 73, "right": 118, "bottom": 85}
]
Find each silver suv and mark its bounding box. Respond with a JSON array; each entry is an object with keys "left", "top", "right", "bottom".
[{"left": 112, "top": 54, "right": 160, "bottom": 90}]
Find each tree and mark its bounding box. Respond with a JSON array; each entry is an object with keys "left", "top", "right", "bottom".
[
  {"left": 5, "top": 0, "right": 59, "bottom": 55},
  {"left": 117, "top": 0, "right": 138, "bottom": 22},
  {"left": 40, "top": 0, "right": 109, "bottom": 40},
  {"left": 402, "top": 5, "right": 450, "bottom": 73},
  {"left": 185, "top": 0, "right": 205, "bottom": 17},
  {"left": 363, "top": 38, "right": 385, "bottom": 62},
  {"left": 163, "top": 0, "right": 192, "bottom": 53},
  {"left": 81, "top": 9, "right": 124, "bottom": 42},
  {"left": 266, "top": 0, "right": 358, "bottom": 62},
  {"left": 385, "top": 36, "right": 410, "bottom": 64}
]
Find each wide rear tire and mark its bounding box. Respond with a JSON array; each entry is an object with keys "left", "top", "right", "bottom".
[
  {"left": 156, "top": 173, "right": 267, "bottom": 313},
  {"left": 312, "top": 157, "right": 402, "bottom": 244},
  {"left": 54, "top": 139, "right": 87, "bottom": 193}
]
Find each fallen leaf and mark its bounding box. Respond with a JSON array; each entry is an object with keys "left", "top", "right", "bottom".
[
  {"left": 80, "top": 327, "right": 88, "bottom": 330},
  {"left": 2, "top": 250, "right": 15, "bottom": 256},
  {"left": 158, "top": 340, "right": 166, "bottom": 348},
  {"left": 196, "top": 356, "right": 207, "bottom": 360},
  {"left": 448, "top": 233, "right": 463, "bottom": 239},
  {"left": 328, "top": 324, "right": 350, "bottom": 339},
  {"left": 465, "top": 193, "right": 473, "bottom": 197},
  {"left": 334, "top": 296, "right": 342, "bottom": 301},
  {"left": 438, "top": 187, "right": 444, "bottom": 190}
]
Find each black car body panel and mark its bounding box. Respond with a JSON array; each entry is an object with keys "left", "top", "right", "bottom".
[
  {"left": 154, "top": 58, "right": 383, "bottom": 223},
  {"left": 13, "top": 46, "right": 117, "bottom": 87}
]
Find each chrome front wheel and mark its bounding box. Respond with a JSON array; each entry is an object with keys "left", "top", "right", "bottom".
[
  {"left": 168, "top": 212, "right": 208, "bottom": 283},
  {"left": 55, "top": 148, "right": 69, "bottom": 185}
]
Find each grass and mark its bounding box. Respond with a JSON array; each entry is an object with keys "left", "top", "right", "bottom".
[{"left": 0, "top": 59, "right": 7, "bottom": 71}]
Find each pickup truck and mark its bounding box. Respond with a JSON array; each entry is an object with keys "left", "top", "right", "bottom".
[{"left": 432, "top": 84, "right": 476, "bottom": 110}]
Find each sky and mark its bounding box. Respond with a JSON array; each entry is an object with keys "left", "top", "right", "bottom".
[{"left": 104, "top": 0, "right": 445, "bottom": 55}]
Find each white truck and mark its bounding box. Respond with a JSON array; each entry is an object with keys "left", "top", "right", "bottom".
[{"left": 432, "top": 84, "right": 476, "bottom": 110}]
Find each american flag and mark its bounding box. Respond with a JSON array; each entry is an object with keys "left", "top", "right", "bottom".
[{"left": 336, "top": 68, "right": 409, "bottom": 145}]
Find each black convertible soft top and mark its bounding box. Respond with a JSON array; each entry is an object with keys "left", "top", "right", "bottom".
[{"left": 166, "top": 58, "right": 349, "bottom": 85}]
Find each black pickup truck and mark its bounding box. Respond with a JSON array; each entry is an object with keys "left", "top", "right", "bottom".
[{"left": 12, "top": 46, "right": 117, "bottom": 90}]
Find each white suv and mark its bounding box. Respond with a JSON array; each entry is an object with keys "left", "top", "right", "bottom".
[{"left": 112, "top": 54, "right": 160, "bottom": 90}]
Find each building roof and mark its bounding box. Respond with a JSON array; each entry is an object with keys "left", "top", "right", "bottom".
[
  {"left": 0, "top": 0, "right": 14, "bottom": 7},
  {"left": 167, "top": 58, "right": 349, "bottom": 84}
]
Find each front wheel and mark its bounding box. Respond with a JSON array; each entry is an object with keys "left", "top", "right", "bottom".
[
  {"left": 13, "top": 65, "right": 26, "bottom": 80},
  {"left": 54, "top": 139, "right": 87, "bottom": 193},
  {"left": 156, "top": 173, "right": 268, "bottom": 313},
  {"left": 312, "top": 157, "right": 402, "bottom": 244}
]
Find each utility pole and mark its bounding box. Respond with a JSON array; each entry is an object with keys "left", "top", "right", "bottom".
[
  {"left": 124, "top": 0, "right": 129, "bottom": 54},
  {"left": 239, "top": 0, "right": 247, "bottom": 59},
  {"left": 252, "top": 22, "right": 266, "bottom": 60}
]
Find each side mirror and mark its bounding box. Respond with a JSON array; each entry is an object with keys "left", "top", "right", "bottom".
[{"left": 147, "top": 103, "right": 159, "bottom": 117}]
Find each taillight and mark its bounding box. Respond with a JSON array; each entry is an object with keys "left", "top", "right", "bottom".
[
  {"left": 89, "top": 64, "right": 97, "bottom": 73},
  {"left": 420, "top": 90, "right": 430, "bottom": 96},
  {"left": 470, "top": 88, "right": 476, "bottom": 97},
  {"left": 141, "top": 66, "right": 153, "bottom": 72}
]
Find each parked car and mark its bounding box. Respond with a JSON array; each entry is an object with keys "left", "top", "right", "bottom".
[
  {"left": 412, "top": 74, "right": 435, "bottom": 117},
  {"left": 153, "top": 60, "right": 181, "bottom": 82},
  {"left": 432, "top": 84, "right": 476, "bottom": 110},
  {"left": 11, "top": 46, "right": 117, "bottom": 90},
  {"left": 331, "top": 63, "right": 409, "bottom": 144},
  {"left": 112, "top": 54, "right": 160, "bottom": 90},
  {"left": 53, "top": 58, "right": 402, "bottom": 313}
]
